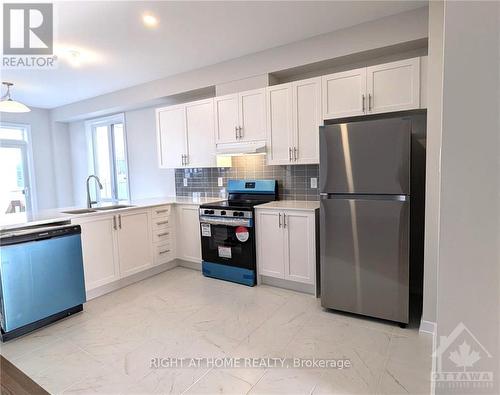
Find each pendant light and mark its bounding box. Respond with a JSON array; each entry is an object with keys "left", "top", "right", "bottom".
[{"left": 0, "top": 82, "right": 31, "bottom": 113}]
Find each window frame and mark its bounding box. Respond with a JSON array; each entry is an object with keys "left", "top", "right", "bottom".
[
  {"left": 85, "top": 114, "right": 130, "bottom": 202},
  {"left": 0, "top": 122, "right": 37, "bottom": 213}
]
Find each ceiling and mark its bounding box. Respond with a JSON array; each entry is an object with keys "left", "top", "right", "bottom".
[{"left": 2, "top": 1, "right": 427, "bottom": 109}]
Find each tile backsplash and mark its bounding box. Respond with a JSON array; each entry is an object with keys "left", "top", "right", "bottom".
[{"left": 174, "top": 155, "right": 319, "bottom": 201}]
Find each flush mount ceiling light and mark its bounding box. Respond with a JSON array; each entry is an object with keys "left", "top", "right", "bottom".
[
  {"left": 142, "top": 13, "right": 159, "bottom": 28},
  {"left": 0, "top": 82, "right": 30, "bottom": 113}
]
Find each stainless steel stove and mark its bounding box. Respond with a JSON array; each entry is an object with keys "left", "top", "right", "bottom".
[{"left": 199, "top": 179, "right": 278, "bottom": 286}]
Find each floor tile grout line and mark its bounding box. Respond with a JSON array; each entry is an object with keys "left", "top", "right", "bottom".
[
  {"left": 246, "top": 368, "right": 269, "bottom": 394},
  {"left": 180, "top": 367, "right": 214, "bottom": 394}
]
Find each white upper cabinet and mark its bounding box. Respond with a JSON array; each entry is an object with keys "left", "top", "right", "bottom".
[
  {"left": 185, "top": 99, "right": 216, "bottom": 167},
  {"left": 322, "top": 57, "right": 421, "bottom": 120},
  {"left": 266, "top": 83, "right": 294, "bottom": 165},
  {"left": 156, "top": 98, "right": 216, "bottom": 168},
  {"left": 322, "top": 68, "right": 367, "bottom": 119},
  {"left": 238, "top": 88, "right": 266, "bottom": 142},
  {"left": 293, "top": 77, "right": 321, "bottom": 164},
  {"left": 366, "top": 57, "right": 420, "bottom": 114},
  {"left": 266, "top": 77, "right": 321, "bottom": 165},
  {"left": 214, "top": 94, "right": 239, "bottom": 143},
  {"left": 156, "top": 105, "right": 186, "bottom": 168},
  {"left": 215, "top": 88, "right": 266, "bottom": 144}
]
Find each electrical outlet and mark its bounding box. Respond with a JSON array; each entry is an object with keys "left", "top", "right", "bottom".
[
  {"left": 310, "top": 177, "right": 318, "bottom": 189},
  {"left": 218, "top": 177, "right": 223, "bottom": 187},
  {"left": 183, "top": 178, "right": 188, "bottom": 187}
]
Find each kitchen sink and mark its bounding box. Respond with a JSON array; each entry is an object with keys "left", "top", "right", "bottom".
[
  {"left": 61, "top": 208, "right": 97, "bottom": 214},
  {"left": 94, "top": 204, "right": 135, "bottom": 211}
]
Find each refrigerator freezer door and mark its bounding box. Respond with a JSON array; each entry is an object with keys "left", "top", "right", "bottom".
[
  {"left": 320, "top": 196, "right": 409, "bottom": 323},
  {"left": 319, "top": 118, "right": 411, "bottom": 194}
]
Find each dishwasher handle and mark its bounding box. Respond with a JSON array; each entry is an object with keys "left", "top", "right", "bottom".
[{"left": 0, "top": 225, "right": 82, "bottom": 247}]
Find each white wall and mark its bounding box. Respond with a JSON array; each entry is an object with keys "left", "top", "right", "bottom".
[
  {"left": 435, "top": 2, "right": 499, "bottom": 392},
  {"left": 69, "top": 121, "right": 90, "bottom": 207},
  {"left": 69, "top": 108, "right": 175, "bottom": 205},
  {"left": 51, "top": 121, "right": 74, "bottom": 207},
  {"left": 124, "top": 107, "right": 175, "bottom": 199},
  {"left": 422, "top": 1, "right": 444, "bottom": 326},
  {"left": 0, "top": 108, "right": 58, "bottom": 210}
]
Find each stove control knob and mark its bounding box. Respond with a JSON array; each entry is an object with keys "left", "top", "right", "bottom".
[
  {"left": 220, "top": 211, "right": 226, "bottom": 215},
  {"left": 233, "top": 212, "right": 239, "bottom": 217},
  {"left": 238, "top": 212, "right": 245, "bottom": 217},
  {"left": 204, "top": 209, "right": 211, "bottom": 215},
  {"left": 209, "top": 210, "right": 215, "bottom": 215}
]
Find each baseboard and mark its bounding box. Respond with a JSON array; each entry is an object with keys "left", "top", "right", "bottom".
[
  {"left": 178, "top": 259, "right": 201, "bottom": 271},
  {"left": 260, "top": 275, "right": 316, "bottom": 295},
  {"left": 86, "top": 260, "right": 178, "bottom": 300},
  {"left": 419, "top": 319, "right": 437, "bottom": 335}
]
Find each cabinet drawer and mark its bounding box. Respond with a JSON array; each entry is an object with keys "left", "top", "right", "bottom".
[
  {"left": 152, "top": 205, "right": 171, "bottom": 218},
  {"left": 152, "top": 217, "right": 171, "bottom": 230},
  {"left": 154, "top": 242, "right": 173, "bottom": 264},
  {"left": 153, "top": 228, "right": 171, "bottom": 243}
]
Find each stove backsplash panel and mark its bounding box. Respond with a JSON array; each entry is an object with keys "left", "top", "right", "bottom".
[{"left": 174, "top": 155, "right": 319, "bottom": 201}]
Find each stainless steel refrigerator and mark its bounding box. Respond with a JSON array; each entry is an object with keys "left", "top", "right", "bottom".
[{"left": 319, "top": 116, "right": 417, "bottom": 325}]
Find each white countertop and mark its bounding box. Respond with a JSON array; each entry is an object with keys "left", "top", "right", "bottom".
[
  {"left": 0, "top": 196, "right": 223, "bottom": 231},
  {"left": 256, "top": 200, "right": 320, "bottom": 211}
]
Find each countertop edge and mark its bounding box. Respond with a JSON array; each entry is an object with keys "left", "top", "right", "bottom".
[
  {"left": 255, "top": 201, "right": 320, "bottom": 211},
  {"left": 1, "top": 197, "right": 223, "bottom": 231}
]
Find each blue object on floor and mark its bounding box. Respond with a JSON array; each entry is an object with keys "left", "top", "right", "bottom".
[{"left": 202, "top": 261, "right": 255, "bottom": 287}]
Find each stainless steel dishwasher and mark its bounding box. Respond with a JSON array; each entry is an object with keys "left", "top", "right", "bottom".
[{"left": 0, "top": 223, "right": 86, "bottom": 341}]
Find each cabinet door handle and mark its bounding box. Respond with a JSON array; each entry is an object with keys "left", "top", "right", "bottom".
[
  {"left": 157, "top": 232, "right": 170, "bottom": 237},
  {"left": 113, "top": 215, "right": 117, "bottom": 230},
  {"left": 118, "top": 214, "right": 122, "bottom": 229},
  {"left": 181, "top": 154, "right": 184, "bottom": 166},
  {"left": 278, "top": 213, "right": 282, "bottom": 228},
  {"left": 293, "top": 147, "right": 298, "bottom": 161},
  {"left": 238, "top": 126, "right": 243, "bottom": 139},
  {"left": 283, "top": 213, "right": 287, "bottom": 228},
  {"left": 368, "top": 93, "right": 372, "bottom": 111},
  {"left": 156, "top": 209, "right": 168, "bottom": 214},
  {"left": 184, "top": 154, "right": 188, "bottom": 166},
  {"left": 288, "top": 147, "right": 292, "bottom": 162},
  {"left": 159, "top": 249, "right": 171, "bottom": 255},
  {"left": 235, "top": 126, "right": 238, "bottom": 139},
  {"left": 362, "top": 94, "right": 365, "bottom": 112},
  {"left": 156, "top": 220, "right": 169, "bottom": 225}
]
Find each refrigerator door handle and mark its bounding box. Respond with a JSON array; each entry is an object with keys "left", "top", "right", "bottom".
[{"left": 320, "top": 193, "right": 408, "bottom": 202}]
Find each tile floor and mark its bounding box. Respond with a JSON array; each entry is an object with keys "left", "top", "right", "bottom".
[{"left": 0, "top": 267, "right": 433, "bottom": 394}]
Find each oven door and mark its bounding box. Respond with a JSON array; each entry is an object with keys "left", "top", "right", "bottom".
[{"left": 199, "top": 216, "right": 255, "bottom": 270}]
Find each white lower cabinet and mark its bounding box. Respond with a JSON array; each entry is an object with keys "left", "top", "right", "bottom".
[
  {"left": 175, "top": 205, "right": 202, "bottom": 263},
  {"left": 76, "top": 207, "right": 169, "bottom": 293},
  {"left": 116, "top": 210, "right": 153, "bottom": 277},
  {"left": 77, "top": 214, "right": 120, "bottom": 291},
  {"left": 256, "top": 208, "right": 316, "bottom": 285}
]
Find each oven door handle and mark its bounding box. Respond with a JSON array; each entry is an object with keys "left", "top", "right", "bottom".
[{"left": 199, "top": 216, "right": 253, "bottom": 227}]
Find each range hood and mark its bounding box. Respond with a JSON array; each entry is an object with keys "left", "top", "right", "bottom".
[{"left": 216, "top": 140, "right": 266, "bottom": 156}]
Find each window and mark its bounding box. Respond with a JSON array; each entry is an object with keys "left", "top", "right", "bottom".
[
  {"left": 0, "top": 123, "right": 34, "bottom": 225},
  {"left": 88, "top": 115, "right": 130, "bottom": 201}
]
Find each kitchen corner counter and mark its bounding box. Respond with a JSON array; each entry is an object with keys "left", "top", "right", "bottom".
[
  {"left": 255, "top": 200, "right": 320, "bottom": 211},
  {"left": 0, "top": 196, "right": 223, "bottom": 231}
]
